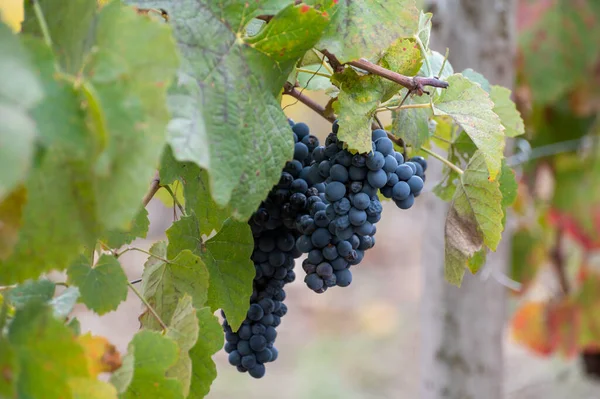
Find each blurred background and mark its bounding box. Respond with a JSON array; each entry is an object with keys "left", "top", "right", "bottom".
[{"left": 3, "top": 0, "right": 600, "bottom": 398}]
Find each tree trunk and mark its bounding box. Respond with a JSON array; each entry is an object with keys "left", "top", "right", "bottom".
[{"left": 420, "top": 1, "right": 517, "bottom": 399}]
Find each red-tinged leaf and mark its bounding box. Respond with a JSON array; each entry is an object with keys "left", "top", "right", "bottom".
[
  {"left": 511, "top": 302, "right": 553, "bottom": 356},
  {"left": 547, "top": 300, "right": 581, "bottom": 358}
]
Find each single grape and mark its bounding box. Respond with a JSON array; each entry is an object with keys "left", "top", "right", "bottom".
[
  {"left": 352, "top": 192, "right": 370, "bottom": 210},
  {"left": 292, "top": 122, "right": 310, "bottom": 139},
  {"left": 375, "top": 137, "right": 394, "bottom": 156},
  {"left": 316, "top": 262, "right": 334, "bottom": 278},
  {"left": 330, "top": 164, "right": 349, "bottom": 182},
  {"left": 392, "top": 181, "right": 411, "bottom": 201},
  {"left": 407, "top": 175, "right": 424, "bottom": 193},
  {"left": 229, "top": 350, "right": 242, "bottom": 366},
  {"left": 294, "top": 142, "right": 309, "bottom": 161},
  {"left": 311, "top": 228, "right": 332, "bottom": 248},
  {"left": 333, "top": 198, "right": 351, "bottom": 215},
  {"left": 383, "top": 155, "right": 399, "bottom": 173},
  {"left": 325, "top": 181, "right": 346, "bottom": 202},
  {"left": 241, "top": 354, "right": 257, "bottom": 369},
  {"left": 395, "top": 164, "right": 414, "bottom": 181},
  {"left": 395, "top": 194, "right": 415, "bottom": 209},
  {"left": 371, "top": 129, "right": 387, "bottom": 141},
  {"left": 296, "top": 235, "right": 313, "bottom": 252},
  {"left": 249, "top": 363, "right": 266, "bottom": 379},
  {"left": 367, "top": 169, "right": 388, "bottom": 188},
  {"left": 337, "top": 240, "right": 353, "bottom": 258},
  {"left": 410, "top": 156, "right": 427, "bottom": 172},
  {"left": 366, "top": 151, "right": 385, "bottom": 171},
  {"left": 250, "top": 335, "right": 268, "bottom": 352},
  {"left": 349, "top": 208, "right": 367, "bottom": 226},
  {"left": 305, "top": 273, "right": 324, "bottom": 291},
  {"left": 335, "top": 269, "right": 353, "bottom": 287},
  {"left": 322, "top": 245, "right": 338, "bottom": 261}
]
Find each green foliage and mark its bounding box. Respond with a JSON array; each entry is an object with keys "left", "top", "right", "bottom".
[
  {"left": 490, "top": 85, "right": 525, "bottom": 138},
  {"left": 444, "top": 151, "right": 504, "bottom": 285},
  {"left": 128, "top": 0, "right": 328, "bottom": 220},
  {"left": 165, "top": 295, "right": 199, "bottom": 397},
  {"left": 102, "top": 208, "right": 150, "bottom": 249},
  {"left": 520, "top": 0, "right": 600, "bottom": 104},
  {"left": 0, "top": 21, "right": 42, "bottom": 201},
  {"left": 67, "top": 254, "right": 129, "bottom": 315},
  {"left": 116, "top": 330, "right": 183, "bottom": 399},
  {"left": 0, "top": 1, "right": 178, "bottom": 285},
  {"left": 0, "top": 0, "right": 525, "bottom": 396},
  {"left": 8, "top": 302, "right": 90, "bottom": 399},
  {"left": 187, "top": 308, "right": 223, "bottom": 399},
  {"left": 140, "top": 244, "right": 209, "bottom": 331},
  {"left": 160, "top": 147, "right": 230, "bottom": 235},
  {"left": 434, "top": 74, "right": 505, "bottom": 181},
  {"left": 317, "top": 0, "right": 419, "bottom": 63},
  {"left": 166, "top": 215, "right": 254, "bottom": 331}
]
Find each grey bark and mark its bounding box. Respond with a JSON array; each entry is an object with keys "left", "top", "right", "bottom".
[{"left": 420, "top": 1, "right": 517, "bottom": 399}]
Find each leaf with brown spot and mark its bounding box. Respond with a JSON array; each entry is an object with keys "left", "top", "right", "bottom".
[{"left": 444, "top": 151, "right": 504, "bottom": 285}]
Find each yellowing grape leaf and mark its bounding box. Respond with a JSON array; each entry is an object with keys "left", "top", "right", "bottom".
[
  {"left": 140, "top": 247, "right": 209, "bottom": 331},
  {"left": 490, "top": 85, "right": 525, "bottom": 138},
  {"left": 316, "top": 0, "right": 419, "bottom": 63},
  {"left": 77, "top": 334, "right": 122, "bottom": 378},
  {"left": 444, "top": 151, "right": 503, "bottom": 285},
  {"left": 434, "top": 74, "right": 505, "bottom": 181}
]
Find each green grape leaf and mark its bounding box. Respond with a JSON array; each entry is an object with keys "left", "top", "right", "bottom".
[
  {"left": 160, "top": 147, "right": 230, "bottom": 235},
  {"left": 166, "top": 214, "right": 254, "bottom": 331},
  {"left": 0, "top": 21, "right": 42, "bottom": 201},
  {"left": 499, "top": 161, "right": 518, "bottom": 213},
  {"left": 461, "top": 68, "right": 491, "bottom": 93},
  {"left": 119, "top": 330, "right": 183, "bottom": 399},
  {"left": 6, "top": 279, "right": 55, "bottom": 308},
  {"left": 519, "top": 0, "right": 600, "bottom": 103},
  {"left": 0, "top": 2, "right": 179, "bottom": 284},
  {"left": 0, "top": 337, "right": 18, "bottom": 398},
  {"left": 380, "top": 38, "right": 423, "bottom": 76},
  {"left": 67, "top": 254, "right": 128, "bottom": 315},
  {"left": 246, "top": 4, "right": 330, "bottom": 63},
  {"left": 423, "top": 50, "right": 453, "bottom": 80},
  {"left": 391, "top": 94, "right": 432, "bottom": 150},
  {"left": 22, "top": 0, "right": 96, "bottom": 74},
  {"left": 467, "top": 248, "right": 487, "bottom": 275},
  {"left": 127, "top": 1, "right": 328, "bottom": 220},
  {"left": 444, "top": 151, "right": 504, "bottom": 285},
  {"left": 188, "top": 307, "right": 223, "bottom": 399},
  {"left": 417, "top": 11, "right": 432, "bottom": 51},
  {"left": 165, "top": 295, "right": 199, "bottom": 397},
  {"left": 316, "top": 0, "right": 419, "bottom": 63},
  {"left": 50, "top": 287, "right": 81, "bottom": 319},
  {"left": 0, "top": 40, "right": 97, "bottom": 285},
  {"left": 490, "top": 85, "right": 525, "bottom": 138},
  {"left": 434, "top": 74, "right": 505, "bottom": 181},
  {"left": 201, "top": 219, "right": 255, "bottom": 331},
  {"left": 8, "top": 302, "right": 89, "bottom": 399},
  {"left": 140, "top": 249, "right": 209, "bottom": 331},
  {"left": 102, "top": 208, "right": 150, "bottom": 249},
  {"left": 84, "top": 2, "right": 179, "bottom": 230},
  {"left": 332, "top": 68, "right": 394, "bottom": 154},
  {"left": 69, "top": 378, "right": 119, "bottom": 399}
]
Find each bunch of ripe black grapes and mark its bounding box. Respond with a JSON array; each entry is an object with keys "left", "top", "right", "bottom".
[{"left": 222, "top": 120, "right": 426, "bottom": 378}]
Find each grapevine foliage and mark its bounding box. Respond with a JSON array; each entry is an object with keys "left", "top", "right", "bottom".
[{"left": 0, "top": 0, "right": 524, "bottom": 397}]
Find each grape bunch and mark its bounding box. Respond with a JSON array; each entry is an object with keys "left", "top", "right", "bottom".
[
  {"left": 222, "top": 120, "right": 323, "bottom": 378},
  {"left": 295, "top": 123, "right": 393, "bottom": 293},
  {"left": 222, "top": 119, "right": 427, "bottom": 378},
  {"left": 222, "top": 226, "right": 297, "bottom": 378}
]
